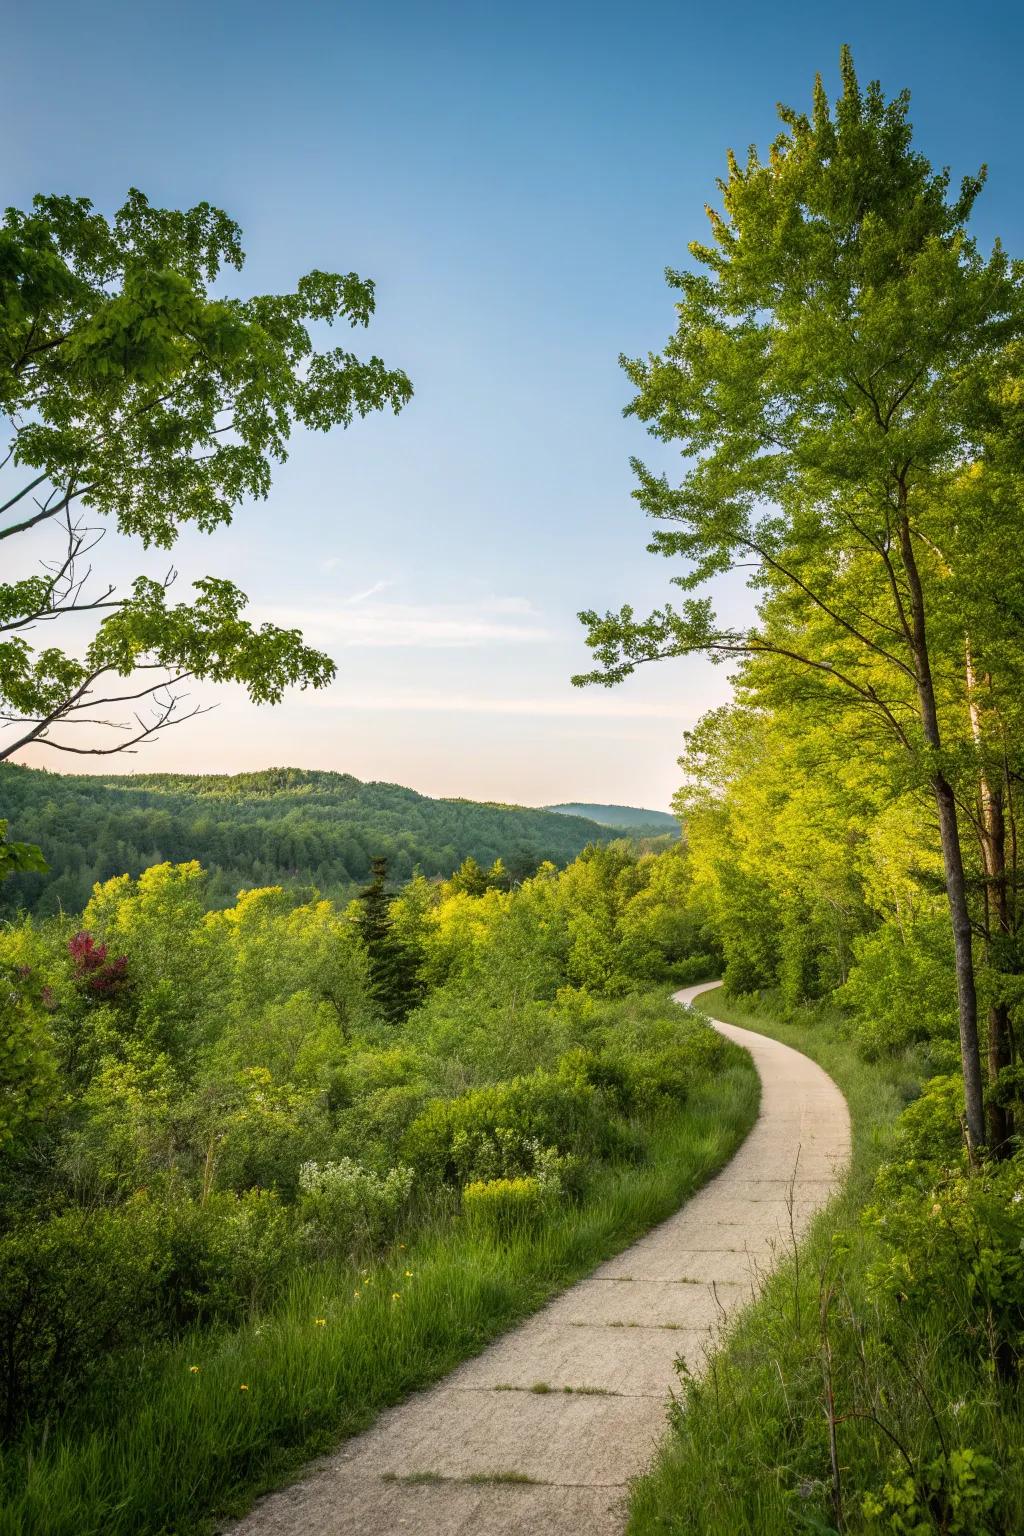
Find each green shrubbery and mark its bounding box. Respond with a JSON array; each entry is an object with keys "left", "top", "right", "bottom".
[
  {"left": 0, "top": 1189, "right": 298, "bottom": 1432},
  {"left": 298, "top": 1158, "right": 415, "bottom": 1258},
  {"left": 0, "top": 841, "right": 733, "bottom": 1513},
  {"left": 462, "top": 1175, "right": 553, "bottom": 1236},
  {"left": 401, "top": 1065, "right": 614, "bottom": 1186},
  {"left": 866, "top": 1078, "right": 1024, "bottom": 1380}
]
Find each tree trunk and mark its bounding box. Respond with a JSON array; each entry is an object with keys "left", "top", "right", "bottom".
[
  {"left": 965, "top": 647, "right": 1014, "bottom": 1153},
  {"left": 932, "top": 772, "right": 987, "bottom": 1151},
  {"left": 899, "top": 511, "right": 987, "bottom": 1150}
]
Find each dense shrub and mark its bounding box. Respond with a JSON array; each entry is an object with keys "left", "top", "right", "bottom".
[
  {"left": 156, "top": 1190, "right": 298, "bottom": 1327},
  {"left": 400, "top": 1065, "right": 614, "bottom": 1185},
  {"left": 0, "top": 1203, "right": 162, "bottom": 1433},
  {"left": 0, "top": 1189, "right": 301, "bottom": 1432},
  {"left": 298, "top": 1158, "right": 414, "bottom": 1258},
  {"left": 334, "top": 1083, "right": 430, "bottom": 1167},
  {"left": 862, "top": 1447, "right": 1004, "bottom": 1535},
  {"left": 462, "top": 1175, "right": 552, "bottom": 1237},
  {"left": 839, "top": 916, "right": 959, "bottom": 1063},
  {"left": 867, "top": 1153, "right": 1024, "bottom": 1374}
]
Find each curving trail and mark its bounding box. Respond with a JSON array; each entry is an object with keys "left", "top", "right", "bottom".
[{"left": 228, "top": 982, "right": 851, "bottom": 1536}]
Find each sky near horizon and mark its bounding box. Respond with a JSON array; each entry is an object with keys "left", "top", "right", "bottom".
[{"left": 5, "top": 0, "right": 1023, "bottom": 811}]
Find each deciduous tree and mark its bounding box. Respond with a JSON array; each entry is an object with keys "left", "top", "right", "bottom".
[
  {"left": 0, "top": 190, "right": 412, "bottom": 761},
  {"left": 576, "top": 49, "right": 1024, "bottom": 1149}
]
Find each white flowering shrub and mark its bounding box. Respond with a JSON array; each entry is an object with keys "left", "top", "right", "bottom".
[{"left": 298, "top": 1158, "right": 414, "bottom": 1257}]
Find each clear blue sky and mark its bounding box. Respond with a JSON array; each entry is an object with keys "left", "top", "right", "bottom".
[{"left": 6, "top": 0, "right": 1022, "bottom": 809}]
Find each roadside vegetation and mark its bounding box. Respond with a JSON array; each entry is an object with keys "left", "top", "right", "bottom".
[
  {"left": 0, "top": 842, "right": 755, "bottom": 1534},
  {"left": 630, "top": 988, "right": 1024, "bottom": 1535}
]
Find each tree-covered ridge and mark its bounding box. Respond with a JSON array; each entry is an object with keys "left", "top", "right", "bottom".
[
  {"left": 546, "top": 801, "right": 679, "bottom": 835},
  {"left": 0, "top": 763, "right": 624, "bottom": 916}
]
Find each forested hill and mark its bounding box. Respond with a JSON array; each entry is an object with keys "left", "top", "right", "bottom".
[
  {"left": 0, "top": 764, "right": 621, "bottom": 917},
  {"left": 546, "top": 802, "right": 679, "bottom": 836}
]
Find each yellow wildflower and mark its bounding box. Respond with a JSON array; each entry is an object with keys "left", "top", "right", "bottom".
[
  {"left": 189, "top": 1365, "right": 201, "bottom": 1374},
  {"left": 240, "top": 1384, "right": 249, "bottom": 1392},
  {"left": 314, "top": 1317, "right": 327, "bottom": 1327},
  {"left": 391, "top": 1291, "right": 401, "bottom": 1301}
]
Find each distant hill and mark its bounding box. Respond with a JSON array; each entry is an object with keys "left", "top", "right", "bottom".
[
  {"left": 0, "top": 765, "right": 620, "bottom": 918},
  {"left": 545, "top": 802, "right": 680, "bottom": 836}
]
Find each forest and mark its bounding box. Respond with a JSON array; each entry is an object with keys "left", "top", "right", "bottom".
[{"left": 0, "top": 765, "right": 645, "bottom": 918}]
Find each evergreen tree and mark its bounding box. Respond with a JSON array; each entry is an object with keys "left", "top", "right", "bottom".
[{"left": 354, "top": 857, "right": 423, "bottom": 1024}]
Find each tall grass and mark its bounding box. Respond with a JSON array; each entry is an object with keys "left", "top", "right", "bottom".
[
  {"left": 0, "top": 1049, "right": 757, "bottom": 1536},
  {"left": 628, "top": 988, "right": 1024, "bottom": 1536}
]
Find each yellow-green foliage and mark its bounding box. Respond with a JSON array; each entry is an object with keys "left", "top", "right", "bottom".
[
  {"left": 462, "top": 1176, "right": 550, "bottom": 1236},
  {"left": 0, "top": 843, "right": 722, "bottom": 1445}
]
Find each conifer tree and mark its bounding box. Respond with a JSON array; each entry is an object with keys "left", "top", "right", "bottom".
[{"left": 354, "top": 856, "right": 422, "bottom": 1024}]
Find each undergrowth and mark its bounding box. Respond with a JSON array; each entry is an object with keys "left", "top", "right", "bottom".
[{"left": 0, "top": 1003, "right": 756, "bottom": 1536}]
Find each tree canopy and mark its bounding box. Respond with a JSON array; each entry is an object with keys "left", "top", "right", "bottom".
[
  {"left": 0, "top": 189, "right": 412, "bottom": 759},
  {"left": 576, "top": 47, "right": 1024, "bottom": 1150}
]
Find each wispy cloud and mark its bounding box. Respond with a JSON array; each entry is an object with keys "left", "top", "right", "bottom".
[
  {"left": 343, "top": 579, "right": 393, "bottom": 605},
  {"left": 261, "top": 595, "right": 554, "bottom": 649}
]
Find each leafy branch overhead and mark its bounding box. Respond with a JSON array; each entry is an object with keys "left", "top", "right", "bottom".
[{"left": 0, "top": 189, "right": 412, "bottom": 758}]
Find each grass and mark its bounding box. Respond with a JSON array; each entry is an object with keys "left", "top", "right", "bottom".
[
  {"left": 0, "top": 1031, "right": 758, "bottom": 1536},
  {"left": 628, "top": 986, "right": 1024, "bottom": 1536}
]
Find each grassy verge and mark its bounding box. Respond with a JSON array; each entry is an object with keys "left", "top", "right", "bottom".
[
  {"left": 0, "top": 1030, "right": 758, "bottom": 1536},
  {"left": 628, "top": 988, "right": 1024, "bottom": 1536}
]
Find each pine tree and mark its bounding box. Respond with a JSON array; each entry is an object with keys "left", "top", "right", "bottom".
[{"left": 354, "top": 857, "right": 423, "bottom": 1024}]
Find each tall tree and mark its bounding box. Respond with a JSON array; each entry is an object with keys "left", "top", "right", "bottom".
[
  {"left": 1, "top": 190, "right": 412, "bottom": 760},
  {"left": 575, "top": 49, "right": 1024, "bottom": 1149}
]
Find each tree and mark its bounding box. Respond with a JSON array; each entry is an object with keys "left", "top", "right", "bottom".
[
  {"left": 1, "top": 189, "right": 412, "bottom": 760},
  {"left": 0, "top": 820, "right": 47, "bottom": 882},
  {"left": 575, "top": 49, "right": 1024, "bottom": 1149},
  {"left": 354, "top": 857, "right": 423, "bottom": 1024}
]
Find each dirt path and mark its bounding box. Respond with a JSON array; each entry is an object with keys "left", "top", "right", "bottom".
[{"left": 229, "top": 982, "right": 851, "bottom": 1536}]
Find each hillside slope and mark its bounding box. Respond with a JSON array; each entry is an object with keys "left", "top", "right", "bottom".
[
  {"left": 0, "top": 765, "right": 618, "bottom": 916},
  {"left": 546, "top": 801, "right": 679, "bottom": 835}
]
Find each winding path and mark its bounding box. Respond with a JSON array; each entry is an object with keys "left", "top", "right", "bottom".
[{"left": 229, "top": 982, "right": 851, "bottom": 1536}]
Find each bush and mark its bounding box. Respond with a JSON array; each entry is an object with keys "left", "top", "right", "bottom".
[
  {"left": 334, "top": 1082, "right": 430, "bottom": 1166},
  {"left": 157, "top": 1190, "right": 298, "bottom": 1328},
  {"left": 298, "top": 1157, "right": 414, "bottom": 1258},
  {"left": 0, "top": 1188, "right": 305, "bottom": 1432},
  {"left": 672, "top": 952, "right": 718, "bottom": 986},
  {"left": 0, "top": 1201, "right": 162, "bottom": 1433},
  {"left": 462, "top": 1176, "right": 551, "bottom": 1238},
  {"left": 866, "top": 1154, "right": 1024, "bottom": 1374},
  {"left": 400, "top": 1066, "right": 613, "bottom": 1186},
  {"left": 863, "top": 1448, "right": 1004, "bottom": 1536}
]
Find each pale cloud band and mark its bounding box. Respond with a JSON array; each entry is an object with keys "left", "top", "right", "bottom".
[
  {"left": 312, "top": 690, "right": 685, "bottom": 719},
  {"left": 260, "top": 594, "right": 554, "bottom": 649}
]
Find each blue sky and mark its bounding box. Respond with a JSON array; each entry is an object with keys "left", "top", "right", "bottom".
[{"left": 5, "top": 0, "right": 1022, "bottom": 809}]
